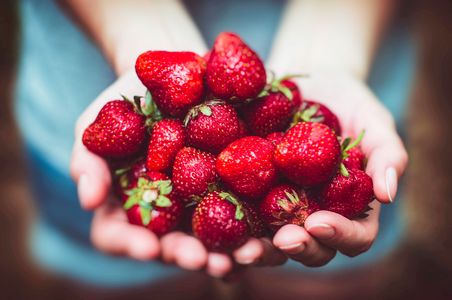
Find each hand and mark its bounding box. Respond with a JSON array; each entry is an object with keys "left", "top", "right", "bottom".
[
  {"left": 272, "top": 72, "right": 408, "bottom": 266},
  {"left": 70, "top": 70, "right": 286, "bottom": 278}
]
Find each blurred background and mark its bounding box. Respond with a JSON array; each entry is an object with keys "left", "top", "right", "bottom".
[{"left": 1, "top": 0, "right": 452, "bottom": 299}]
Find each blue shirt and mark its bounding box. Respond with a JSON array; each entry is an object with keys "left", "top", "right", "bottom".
[{"left": 15, "top": 0, "right": 415, "bottom": 287}]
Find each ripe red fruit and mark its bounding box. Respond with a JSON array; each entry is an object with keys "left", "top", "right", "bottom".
[
  {"left": 192, "top": 191, "right": 250, "bottom": 252},
  {"left": 241, "top": 92, "right": 298, "bottom": 137},
  {"left": 260, "top": 184, "right": 320, "bottom": 231},
  {"left": 216, "top": 136, "right": 277, "bottom": 200},
  {"left": 135, "top": 51, "right": 206, "bottom": 117},
  {"left": 292, "top": 100, "right": 342, "bottom": 135},
  {"left": 237, "top": 119, "right": 249, "bottom": 138},
  {"left": 266, "top": 132, "right": 285, "bottom": 146},
  {"left": 147, "top": 119, "right": 186, "bottom": 172},
  {"left": 274, "top": 122, "right": 341, "bottom": 186},
  {"left": 123, "top": 175, "right": 182, "bottom": 236},
  {"left": 172, "top": 147, "right": 217, "bottom": 202},
  {"left": 340, "top": 131, "right": 366, "bottom": 171},
  {"left": 318, "top": 169, "right": 374, "bottom": 219},
  {"left": 343, "top": 147, "right": 365, "bottom": 170},
  {"left": 114, "top": 159, "right": 169, "bottom": 203},
  {"left": 206, "top": 32, "right": 266, "bottom": 102},
  {"left": 242, "top": 202, "right": 267, "bottom": 238},
  {"left": 280, "top": 79, "right": 303, "bottom": 108},
  {"left": 184, "top": 100, "right": 240, "bottom": 153},
  {"left": 82, "top": 100, "right": 147, "bottom": 158}
]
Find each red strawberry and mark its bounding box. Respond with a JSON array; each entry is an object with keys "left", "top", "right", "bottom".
[
  {"left": 241, "top": 92, "right": 298, "bottom": 137},
  {"left": 206, "top": 32, "right": 266, "bottom": 102},
  {"left": 114, "top": 159, "right": 168, "bottom": 203},
  {"left": 216, "top": 136, "right": 277, "bottom": 200},
  {"left": 184, "top": 100, "right": 240, "bottom": 153},
  {"left": 292, "top": 100, "right": 342, "bottom": 135},
  {"left": 340, "top": 131, "right": 366, "bottom": 171},
  {"left": 266, "top": 132, "right": 285, "bottom": 146},
  {"left": 135, "top": 51, "right": 206, "bottom": 117},
  {"left": 123, "top": 175, "right": 182, "bottom": 236},
  {"left": 318, "top": 169, "right": 374, "bottom": 219},
  {"left": 82, "top": 100, "right": 147, "bottom": 158},
  {"left": 280, "top": 79, "right": 303, "bottom": 108},
  {"left": 242, "top": 202, "right": 267, "bottom": 237},
  {"left": 237, "top": 119, "right": 249, "bottom": 138},
  {"left": 192, "top": 191, "right": 250, "bottom": 252},
  {"left": 259, "top": 184, "right": 320, "bottom": 231},
  {"left": 240, "top": 76, "right": 302, "bottom": 137},
  {"left": 260, "top": 184, "right": 320, "bottom": 232},
  {"left": 147, "top": 119, "right": 186, "bottom": 172},
  {"left": 274, "top": 122, "right": 341, "bottom": 186},
  {"left": 343, "top": 147, "right": 365, "bottom": 170},
  {"left": 172, "top": 147, "right": 217, "bottom": 202}
]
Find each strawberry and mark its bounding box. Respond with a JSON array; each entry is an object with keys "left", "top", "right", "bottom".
[
  {"left": 318, "top": 169, "right": 374, "bottom": 219},
  {"left": 260, "top": 184, "right": 320, "bottom": 232},
  {"left": 242, "top": 202, "right": 267, "bottom": 238},
  {"left": 340, "top": 131, "right": 366, "bottom": 171},
  {"left": 266, "top": 132, "right": 285, "bottom": 146},
  {"left": 123, "top": 174, "right": 182, "bottom": 236},
  {"left": 172, "top": 147, "right": 217, "bottom": 202},
  {"left": 241, "top": 93, "right": 297, "bottom": 137},
  {"left": 147, "top": 119, "right": 186, "bottom": 172},
  {"left": 192, "top": 191, "right": 250, "bottom": 252},
  {"left": 135, "top": 51, "right": 206, "bottom": 117},
  {"left": 280, "top": 79, "right": 303, "bottom": 108},
  {"left": 216, "top": 136, "right": 277, "bottom": 200},
  {"left": 82, "top": 100, "right": 147, "bottom": 158},
  {"left": 292, "top": 100, "right": 342, "bottom": 135},
  {"left": 237, "top": 118, "right": 249, "bottom": 138},
  {"left": 206, "top": 32, "right": 266, "bottom": 102},
  {"left": 274, "top": 122, "right": 341, "bottom": 186},
  {"left": 240, "top": 76, "right": 302, "bottom": 137},
  {"left": 343, "top": 147, "right": 365, "bottom": 170},
  {"left": 114, "top": 159, "right": 168, "bottom": 203},
  {"left": 184, "top": 100, "right": 240, "bottom": 153}
]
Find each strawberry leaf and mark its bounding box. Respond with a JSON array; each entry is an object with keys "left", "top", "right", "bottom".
[
  {"left": 140, "top": 207, "right": 152, "bottom": 225},
  {"left": 277, "top": 199, "right": 290, "bottom": 211},
  {"left": 284, "top": 190, "right": 299, "bottom": 204},
  {"left": 199, "top": 105, "right": 212, "bottom": 116},
  {"left": 235, "top": 206, "right": 244, "bottom": 221},
  {"left": 119, "top": 174, "right": 129, "bottom": 189},
  {"left": 340, "top": 163, "right": 350, "bottom": 177},
  {"left": 155, "top": 195, "right": 172, "bottom": 207},
  {"left": 156, "top": 180, "right": 173, "bottom": 195},
  {"left": 278, "top": 86, "right": 293, "bottom": 100},
  {"left": 345, "top": 130, "right": 365, "bottom": 152},
  {"left": 124, "top": 193, "right": 140, "bottom": 210}
]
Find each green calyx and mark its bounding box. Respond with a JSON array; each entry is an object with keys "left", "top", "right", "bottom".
[
  {"left": 277, "top": 189, "right": 301, "bottom": 211},
  {"left": 122, "top": 90, "right": 163, "bottom": 128},
  {"left": 258, "top": 73, "right": 308, "bottom": 100},
  {"left": 219, "top": 191, "right": 245, "bottom": 221},
  {"left": 183, "top": 99, "right": 224, "bottom": 127},
  {"left": 123, "top": 177, "right": 173, "bottom": 225},
  {"left": 339, "top": 130, "right": 365, "bottom": 177}
]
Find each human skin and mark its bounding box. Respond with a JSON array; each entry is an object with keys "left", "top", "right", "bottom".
[{"left": 68, "top": 0, "right": 407, "bottom": 277}]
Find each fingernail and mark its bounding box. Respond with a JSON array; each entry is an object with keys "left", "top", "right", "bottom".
[
  {"left": 385, "top": 167, "right": 397, "bottom": 203},
  {"left": 236, "top": 257, "right": 255, "bottom": 265},
  {"left": 307, "top": 224, "right": 335, "bottom": 239},
  {"left": 77, "top": 174, "right": 89, "bottom": 205},
  {"left": 279, "top": 242, "right": 305, "bottom": 254}
]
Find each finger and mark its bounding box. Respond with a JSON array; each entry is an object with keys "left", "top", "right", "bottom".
[
  {"left": 352, "top": 101, "right": 408, "bottom": 203},
  {"left": 256, "top": 238, "right": 288, "bottom": 266},
  {"left": 206, "top": 253, "right": 233, "bottom": 278},
  {"left": 70, "top": 140, "right": 111, "bottom": 210},
  {"left": 161, "top": 233, "right": 208, "bottom": 271},
  {"left": 304, "top": 202, "right": 380, "bottom": 257},
  {"left": 91, "top": 203, "right": 160, "bottom": 260},
  {"left": 232, "top": 238, "right": 264, "bottom": 265},
  {"left": 273, "top": 225, "right": 336, "bottom": 267}
]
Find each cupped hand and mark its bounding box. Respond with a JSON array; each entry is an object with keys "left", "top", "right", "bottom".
[
  {"left": 70, "top": 70, "right": 286, "bottom": 278},
  {"left": 273, "top": 72, "right": 408, "bottom": 265}
]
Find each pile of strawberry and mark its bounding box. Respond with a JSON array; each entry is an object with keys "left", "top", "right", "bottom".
[{"left": 83, "top": 32, "right": 374, "bottom": 253}]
